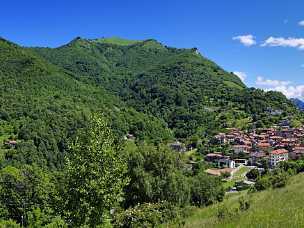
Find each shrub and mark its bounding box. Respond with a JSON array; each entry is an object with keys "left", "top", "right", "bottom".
[
  {"left": 254, "top": 176, "right": 272, "bottom": 191},
  {"left": 0, "top": 220, "right": 20, "bottom": 227},
  {"left": 254, "top": 170, "right": 289, "bottom": 191},
  {"left": 270, "top": 172, "right": 288, "bottom": 188},
  {"left": 246, "top": 169, "right": 260, "bottom": 180},
  {"left": 191, "top": 173, "right": 225, "bottom": 206},
  {"left": 217, "top": 205, "right": 235, "bottom": 220},
  {"left": 238, "top": 196, "right": 250, "bottom": 211},
  {"left": 221, "top": 172, "right": 231, "bottom": 179},
  {"left": 112, "top": 202, "right": 189, "bottom": 228}
]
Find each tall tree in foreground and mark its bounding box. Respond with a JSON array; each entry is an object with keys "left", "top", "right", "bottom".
[{"left": 63, "top": 115, "right": 128, "bottom": 227}]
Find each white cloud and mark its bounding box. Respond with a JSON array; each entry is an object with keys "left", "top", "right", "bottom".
[
  {"left": 261, "top": 37, "right": 304, "bottom": 50},
  {"left": 233, "top": 35, "right": 256, "bottom": 47},
  {"left": 299, "top": 20, "right": 304, "bottom": 26},
  {"left": 265, "top": 85, "right": 304, "bottom": 99},
  {"left": 233, "top": 71, "right": 247, "bottom": 82},
  {"left": 255, "top": 76, "right": 304, "bottom": 99},
  {"left": 256, "top": 76, "right": 291, "bottom": 87}
]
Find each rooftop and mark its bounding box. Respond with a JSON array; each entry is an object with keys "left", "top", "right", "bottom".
[{"left": 271, "top": 149, "right": 288, "bottom": 155}]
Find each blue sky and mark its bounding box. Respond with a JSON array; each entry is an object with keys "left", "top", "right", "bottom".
[{"left": 1, "top": 0, "right": 304, "bottom": 98}]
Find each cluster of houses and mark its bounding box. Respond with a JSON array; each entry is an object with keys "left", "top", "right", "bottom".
[{"left": 208, "top": 125, "right": 304, "bottom": 171}]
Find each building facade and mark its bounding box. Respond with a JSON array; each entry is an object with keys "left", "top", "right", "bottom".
[{"left": 270, "top": 149, "right": 288, "bottom": 167}]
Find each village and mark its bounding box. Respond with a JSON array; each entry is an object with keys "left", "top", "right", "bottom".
[
  {"left": 202, "top": 120, "right": 304, "bottom": 189},
  {"left": 4, "top": 119, "right": 304, "bottom": 193}
]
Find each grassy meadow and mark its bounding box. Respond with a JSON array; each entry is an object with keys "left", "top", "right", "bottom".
[{"left": 165, "top": 173, "right": 304, "bottom": 228}]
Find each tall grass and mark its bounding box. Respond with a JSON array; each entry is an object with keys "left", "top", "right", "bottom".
[{"left": 165, "top": 173, "right": 304, "bottom": 227}]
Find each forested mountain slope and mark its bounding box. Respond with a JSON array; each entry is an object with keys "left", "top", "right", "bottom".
[
  {"left": 0, "top": 38, "right": 172, "bottom": 170},
  {"left": 0, "top": 36, "right": 303, "bottom": 227},
  {"left": 33, "top": 37, "right": 300, "bottom": 139},
  {"left": 0, "top": 36, "right": 301, "bottom": 169}
]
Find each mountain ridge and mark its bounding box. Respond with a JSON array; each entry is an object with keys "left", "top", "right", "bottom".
[
  {"left": 0, "top": 36, "right": 302, "bottom": 152},
  {"left": 291, "top": 98, "right": 304, "bottom": 111},
  {"left": 31, "top": 36, "right": 299, "bottom": 138},
  {"left": 0, "top": 36, "right": 303, "bottom": 226}
]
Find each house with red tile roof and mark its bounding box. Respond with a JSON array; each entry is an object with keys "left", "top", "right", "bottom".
[
  {"left": 257, "top": 142, "right": 271, "bottom": 152},
  {"left": 205, "top": 153, "right": 223, "bottom": 162},
  {"left": 270, "top": 149, "right": 288, "bottom": 167}
]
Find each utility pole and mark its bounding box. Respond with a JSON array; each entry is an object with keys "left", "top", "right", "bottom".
[
  {"left": 0, "top": 179, "right": 33, "bottom": 226},
  {"left": 21, "top": 199, "right": 25, "bottom": 228}
]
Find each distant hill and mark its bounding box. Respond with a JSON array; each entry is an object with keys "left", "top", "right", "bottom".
[
  {"left": 291, "top": 98, "right": 304, "bottom": 111},
  {"left": 90, "top": 36, "right": 142, "bottom": 46},
  {"left": 0, "top": 36, "right": 302, "bottom": 169},
  {"left": 168, "top": 173, "right": 304, "bottom": 227},
  {"left": 32, "top": 37, "right": 300, "bottom": 139}
]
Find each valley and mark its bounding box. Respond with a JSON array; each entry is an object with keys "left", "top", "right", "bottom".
[{"left": 0, "top": 36, "right": 304, "bottom": 227}]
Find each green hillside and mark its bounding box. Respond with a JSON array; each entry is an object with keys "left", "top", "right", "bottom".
[
  {"left": 0, "top": 37, "right": 172, "bottom": 169},
  {"left": 167, "top": 173, "right": 304, "bottom": 228},
  {"left": 1, "top": 35, "right": 301, "bottom": 171},
  {"left": 92, "top": 37, "right": 142, "bottom": 46},
  {"left": 32, "top": 37, "right": 300, "bottom": 139},
  {"left": 0, "top": 36, "right": 303, "bottom": 227}
]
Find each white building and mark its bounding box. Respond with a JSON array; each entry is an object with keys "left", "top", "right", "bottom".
[
  {"left": 218, "top": 158, "right": 235, "bottom": 168},
  {"left": 270, "top": 149, "right": 288, "bottom": 167},
  {"left": 232, "top": 145, "right": 250, "bottom": 154}
]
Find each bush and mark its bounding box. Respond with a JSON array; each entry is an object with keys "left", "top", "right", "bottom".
[
  {"left": 191, "top": 173, "right": 225, "bottom": 206},
  {"left": 235, "top": 181, "right": 251, "bottom": 191},
  {"left": 0, "top": 220, "right": 20, "bottom": 227},
  {"left": 254, "top": 176, "right": 272, "bottom": 191},
  {"left": 26, "top": 208, "right": 67, "bottom": 228},
  {"left": 221, "top": 172, "right": 231, "bottom": 179},
  {"left": 246, "top": 169, "right": 260, "bottom": 180},
  {"left": 112, "top": 202, "right": 189, "bottom": 228},
  {"left": 217, "top": 205, "right": 235, "bottom": 220},
  {"left": 238, "top": 196, "right": 250, "bottom": 211},
  {"left": 216, "top": 197, "right": 251, "bottom": 222},
  {"left": 254, "top": 170, "right": 289, "bottom": 191},
  {"left": 270, "top": 171, "right": 288, "bottom": 188}
]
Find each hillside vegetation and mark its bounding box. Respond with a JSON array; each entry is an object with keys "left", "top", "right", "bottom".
[
  {"left": 0, "top": 36, "right": 303, "bottom": 226},
  {"left": 0, "top": 37, "right": 172, "bottom": 170},
  {"left": 167, "top": 173, "right": 304, "bottom": 228},
  {"left": 32, "top": 37, "right": 300, "bottom": 139}
]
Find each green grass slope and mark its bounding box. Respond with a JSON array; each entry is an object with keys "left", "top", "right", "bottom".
[
  {"left": 168, "top": 173, "right": 304, "bottom": 228},
  {"left": 92, "top": 36, "right": 142, "bottom": 46}
]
